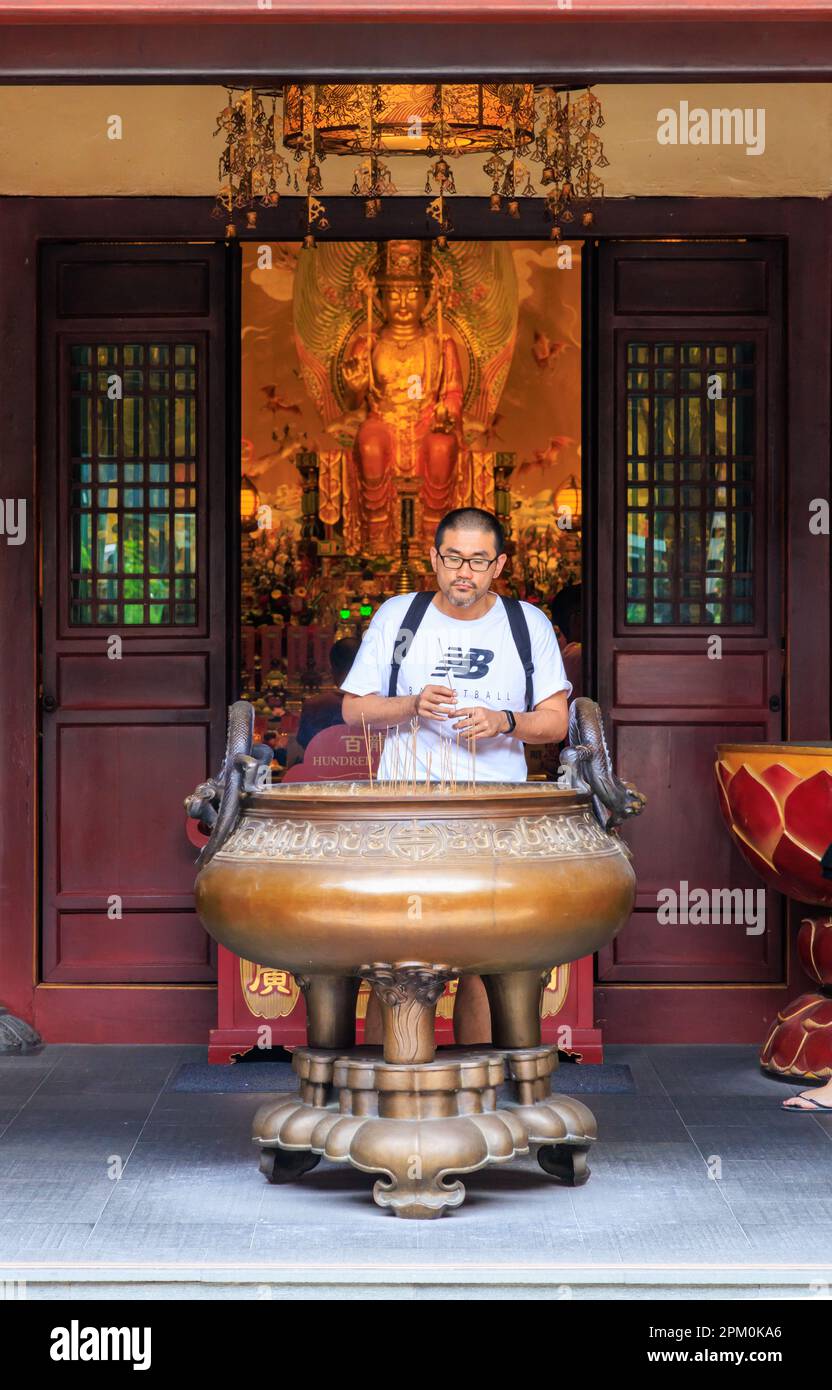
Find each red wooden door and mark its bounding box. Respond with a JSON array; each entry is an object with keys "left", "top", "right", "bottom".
[
  {"left": 39, "top": 243, "right": 236, "bottom": 1040},
  {"left": 594, "top": 242, "right": 784, "bottom": 997}
]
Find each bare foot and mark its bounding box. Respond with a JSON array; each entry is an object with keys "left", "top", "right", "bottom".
[{"left": 782, "top": 1079, "right": 832, "bottom": 1110}]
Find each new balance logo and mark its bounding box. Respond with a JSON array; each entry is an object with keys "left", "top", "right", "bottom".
[{"left": 432, "top": 647, "right": 494, "bottom": 680}]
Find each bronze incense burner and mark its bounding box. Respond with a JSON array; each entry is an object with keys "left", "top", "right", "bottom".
[{"left": 187, "top": 698, "right": 644, "bottom": 1217}]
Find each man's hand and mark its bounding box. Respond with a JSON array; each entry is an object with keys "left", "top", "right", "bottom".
[
  {"left": 414, "top": 684, "right": 458, "bottom": 720},
  {"left": 452, "top": 706, "right": 512, "bottom": 739}
]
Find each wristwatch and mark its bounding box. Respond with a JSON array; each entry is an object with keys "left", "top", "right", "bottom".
[{"left": 502, "top": 709, "right": 517, "bottom": 734}]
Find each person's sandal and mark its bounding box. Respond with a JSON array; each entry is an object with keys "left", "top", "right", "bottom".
[{"left": 782, "top": 1091, "right": 832, "bottom": 1112}]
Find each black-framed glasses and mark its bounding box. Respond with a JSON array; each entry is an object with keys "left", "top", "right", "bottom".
[{"left": 437, "top": 551, "right": 498, "bottom": 574}]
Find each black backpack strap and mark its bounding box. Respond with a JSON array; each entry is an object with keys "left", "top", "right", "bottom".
[
  {"left": 500, "top": 595, "right": 535, "bottom": 711},
  {"left": 388, "top": 590, "right": 435, "bottom": 697}
]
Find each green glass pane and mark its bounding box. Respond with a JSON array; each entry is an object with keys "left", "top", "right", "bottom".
[
  {"left": 73, "top": 488, "right": 92, "bottom": 509},
  {"left": 735, "top": 395, "right": 754, "bottom": 454},
  {"left": 124, "top": 463, "right": 144, "bottom": 482},
  {"left": 706, "top": 512, "right": 727, "bottom": 570},
  {"left": 149, "top": 578, "right": 169, "bottom": 599},
  {"left": 97, "top": 463, "right": 118, "bottom": 482},
  {"left": 681, "top": 397, "right": 701, "bottom": 455},
  {"left": 123, "top": 578, "right": 144, "bottom": 599},
  {"left": 627, "top": 578, "right": 647, "bottom": 599},
  {"left": 653, "top": 577, "right": 672, "bottom": 599},
  {"left": 148, "top": 345, "right": 170, "bottom": 366},
  {"left": 73, "top": 462, "right": 92, "bottom": 483},
  {"left": 732, "top": 602, "right": 753, "bottom": 623},
  {"left": 149, "top": 603, "right": 169, "bottom": 624},
  {"left": 149, "top": 488, "right": 169, "bottom": 507},
  {"left": 734, "top": 576, "right": 752, "bottom": 597},
  {"left": 174, "top": 397, "right": 196, "bottom": 457},
  {"left": 96, "top": 604, "right": 118, "bottom": 624},
  {"left": 680, "top": 512, "right": 702, "bottom": 571},
  {"left": 148, "top": 397, "right": 169, "bottom": 457},
  {"left": 653, "top": 603, "right": 673, "bottom": 624},
  {"left": 175, "top": 578, "right": 196, "bottom": 599},
  {"left": 124, "top": 345, "right": 145, "bottom": 365},
  {"left": 123, "top": 398, "right": 144, "bottom": 457},
  {"left": 627, "top": 398, "right": 649, "bottom": 457},
  {"left": 174, "top": 603, "right": 196, "bottom": 624},
  {"left": 124, "top": 371, "right": 143, "bottom": 392},
  {"left": 653, "top": 512, "right": 675, "bottom": 571},
  {"left": 71, "top": 578, "right": 93, "bottom": 599},
  {"left": 149, "top": 371, "right": 169, "bottom": 392},
  {"left": 175, "top": 344, "right": 195, "bottom": 366},
  {"left": 656, "top": 486, "right": 675, "bottom": 506},
  {"left": 71, "top": 397, "right": 92, "bottom": 458},
  {"left": 96, "top": 578, "right": 118, "bottom": 600},
  {"left": 71, "top": 346, "right": 92, "bottom": 366},
  {"left": 149, "top": 513, "right": 170, "bottom": 573},
  {"left": 96, "top": 514, "right": 118, "bottom": 573},
  {"left": 626, "top": 602, "right": 647, "bottom": 623},
  {"left": 706, "top": 601, "right": 724, "bottom": 625},
  {"left": 149, "top": 463, "right": 169, "bottom": 482},
  {"left": 679, "top": 603, "right": 703, "bottom": 624},
  {"left": 655, "top": 398, "right": 675, "bottom": 456},
  {"left": 96, "top": 397, "right": 117, "bottom": 458},
  {"left": 627, "top": 514, "right": 647, "bottom": 573},
  {"left": 124, "top": 605, "right": 145, "bottom": 625},
  {"left": 72, "top": 513, "right": 92, "bottom": 573},
  {"left": 681, "top": 576, "right": 703, "bottom": 597},
  {"left": 733, "top": 512, "right": 754, "bottom": 570},
  {"left": 174, "top": 513, "right": 196, "bottom": 572},
  {"left": 70, "top": 603, "right": 92, "bottom": 624},
  {"left": 123, "top": 513, "right": 144, "bottom": 573},
  {"left": 124, "top": 488, "right": 144, "bottom": 507}
]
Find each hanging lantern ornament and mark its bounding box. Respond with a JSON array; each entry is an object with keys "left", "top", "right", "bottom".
[
  {"left": 289, "top": 84, "right": 329, "bottom": 249},
  {"left": 532, "top": 87, "right": 608, "bottom": 239},
  {"left": 482, "top": 87, "right": 537, "bottom": 218},
  {"left": 350, "top": 85, "right": 397, "bottom": 219},
  {"left": 425, "top": 86, "right": 460, "bottom": 239},
  {"left": 214, "top": 89, "right": 290, "bottom": 238}
]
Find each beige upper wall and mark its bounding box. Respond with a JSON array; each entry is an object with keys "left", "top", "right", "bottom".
[{"left": 1, "top": 83, "right": 830, "bottom": 198}]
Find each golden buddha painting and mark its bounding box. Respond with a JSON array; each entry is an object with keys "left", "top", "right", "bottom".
[{"left": 291, "top": 237, "right": 522, "bottom": 554}]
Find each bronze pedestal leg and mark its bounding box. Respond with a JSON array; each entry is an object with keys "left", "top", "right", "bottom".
[
  {"left": 482, "top": 969, "right": 549, "bottom": 1049},
  {"left": 298, "top": 974, "right": 360, "bottom": 1050},
  {"left": 359, "top": 962, "right": 456, "bottom": 1064}
]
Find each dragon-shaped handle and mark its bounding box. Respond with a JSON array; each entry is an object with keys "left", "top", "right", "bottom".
[
  {"left": 558, "top": 697, "right": 646, "bottom": 830},
  {"left": 185, "top": 700, "right": 271, "bottom": 868}
]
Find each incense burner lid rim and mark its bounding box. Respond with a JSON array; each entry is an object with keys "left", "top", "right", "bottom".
[{"left": 244, "top": 781, "right": 593, "bottom": 817}]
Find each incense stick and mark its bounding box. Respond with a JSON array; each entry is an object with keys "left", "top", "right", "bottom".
[{"left": 361, "top": 713, "right": 373, "bottom": 786}]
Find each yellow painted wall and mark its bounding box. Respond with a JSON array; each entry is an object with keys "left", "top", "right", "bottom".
[{"left": 0, "top": 83, "right": 830, "bottom": 198}]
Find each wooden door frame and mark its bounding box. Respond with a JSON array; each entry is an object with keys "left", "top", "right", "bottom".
[{"left": 0, "top": 193, "right": 828, "bottom": 1041}]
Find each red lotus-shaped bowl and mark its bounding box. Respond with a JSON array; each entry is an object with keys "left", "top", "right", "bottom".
[{"left": 715, "top": 744, "right": 832, "bottom": 907}]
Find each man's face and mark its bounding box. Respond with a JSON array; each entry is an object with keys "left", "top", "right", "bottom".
[{"left": 430, "top": 526, "right": 508, "bottom": 609}]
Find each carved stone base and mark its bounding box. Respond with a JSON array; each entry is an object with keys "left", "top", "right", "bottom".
[
  {"left": 252, "top": 1044, "right": 596, "bottom": 1218},
  {"left": 0, "top": 1008, "right": 42, "bottom": 1055}
]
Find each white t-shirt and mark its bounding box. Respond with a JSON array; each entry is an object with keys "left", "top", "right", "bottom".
[{"left": 340, "top": 592, "right": 572, "bottom": 784}]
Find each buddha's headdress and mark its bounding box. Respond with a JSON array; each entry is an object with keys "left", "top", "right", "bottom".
[{"left": 374, "top": 239, "right": 433, "bottom": 289}]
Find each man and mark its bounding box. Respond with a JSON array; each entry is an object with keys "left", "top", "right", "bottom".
[{"left": 341, "top": 506, "right": 572, "bottom": 1043}]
